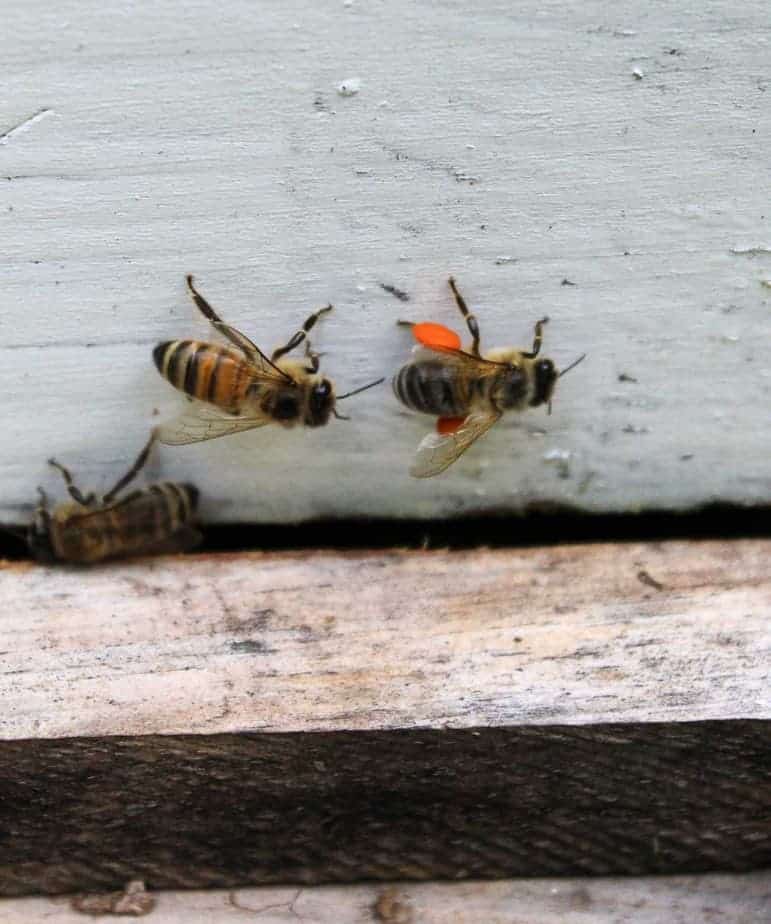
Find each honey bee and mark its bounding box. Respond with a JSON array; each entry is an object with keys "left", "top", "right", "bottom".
[
  {"left": 393, "top": 277, "right": 585, "bottom": 477},
  {"left": 27, "top": 431, "right": 201, "bottom": 564},
  {"left": 153, "top": 276, "right": 383, "bottom": 444}
]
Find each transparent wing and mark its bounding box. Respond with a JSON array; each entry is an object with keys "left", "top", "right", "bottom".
[
  {"left": 156, "top": 402, "right": 273, "bottom": 445},
  {"left": 217, "top": 327, "right": 294, "bottom": 384},
  {"left": 411, "top": 346, "right": 507, "bottom": 377},
  {"left": 410, "top": 410, "right": 501, "bottom": 478}
]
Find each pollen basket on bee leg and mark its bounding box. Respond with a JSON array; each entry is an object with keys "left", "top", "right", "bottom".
[
  {"left": 436, "top": 416, "right": 467, "bottom": 435},
  {"left": 411, "top": 322, "right": 462, "bottom": 351}
]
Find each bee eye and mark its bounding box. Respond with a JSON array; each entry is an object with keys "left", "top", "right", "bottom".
[
  {"left": 314, "top": 381, "right": 332, "bottom": 398},
  {"left": 274, "top": 396, "right": 299, "bottom": 420},
  {"left": 537, "top": 359, "right": 554, "bottom": 374}
]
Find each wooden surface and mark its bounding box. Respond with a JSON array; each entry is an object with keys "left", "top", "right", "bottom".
[
  {"left": 1, "top": 540, "right": 769, "bottom": 894},
  {"left": 2, "top": 874, "right": 770, "bottom": 923},
  {"left": 2, "top": 1, "right": 770, "bottom": 523},
  {"left": 1, "top": 723, "right": 769, "bottom": 894},
  {"left": 1, "top": 539, "right": 769, "bottom": 739}
]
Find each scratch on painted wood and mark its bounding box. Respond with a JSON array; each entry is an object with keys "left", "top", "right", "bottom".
[{"left": 0, "top": 109, "right": 53, "bottom": 145}]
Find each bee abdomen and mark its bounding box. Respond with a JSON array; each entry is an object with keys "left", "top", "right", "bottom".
[
  {"left": 53, "top": 483, "right": 199, "bottom": 563},
  {"left": 154, "top": 340, "right": 251, "bottom": 407},
  {"left": 393, "top": 362, "right": 468, "bottom": 417}
]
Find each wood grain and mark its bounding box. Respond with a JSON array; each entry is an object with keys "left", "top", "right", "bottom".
[
  {"left": 1, "top": 1, "right": 770, "bottom": 523},
  {"left": 1, "top": 540, "right": 768, "bottom": 740},
  {"left": 0, "top": 540, "right": 769, "bottom": 894},
  {"left": 2, "top": 874, "right": 770, "bottom": 923},
  {"left": 0, "top": 722, "right": 769, "bottom": 895}
]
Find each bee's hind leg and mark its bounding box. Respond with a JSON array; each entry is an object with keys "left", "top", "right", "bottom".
[
  {"left": 272, "top": 304, "right": 333, "bottom": 362},
  {"left": 47, "top": 459, "right": 95, "bottom": 507},
  {"left": 102, "top": 430, "right": 157, "bottom": 504},
  {"left": 448, "top": 277, "right": 481, "bottom": 356}
]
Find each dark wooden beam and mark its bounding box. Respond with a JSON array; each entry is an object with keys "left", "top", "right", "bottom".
[{"left": 1, "top": 721, "right": 769, "bottom": 896}]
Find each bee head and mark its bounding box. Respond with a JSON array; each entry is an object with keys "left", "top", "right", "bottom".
[
  {"left": 306, "top": 378, "right": 335, "bottom": 427},
  {"left": 530, "top": 358, "right": 558, "bottom": 407}
]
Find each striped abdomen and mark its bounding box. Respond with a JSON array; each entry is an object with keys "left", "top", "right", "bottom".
[
  {"left": 51, "top": 483, "right": 199, "bottom": 563},
  {"left": 153, "top": 340, "right": 257, "bottom": 410},
  {"left": 393, "top": 361, "right": 473, "bottom": 417}
]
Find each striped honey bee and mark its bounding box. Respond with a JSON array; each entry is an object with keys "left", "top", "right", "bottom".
[
  {"left": 393, "top": 277, "right": 585, "bottom": 477},
  {"left": 27, "top": 431, "right": 201, "bottom": 564},
  {"left": 153, "top": 276, "right": 383, "bottom": 444}
]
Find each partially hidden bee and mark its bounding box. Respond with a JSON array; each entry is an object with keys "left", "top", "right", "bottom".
[
  {"left": 153, "top": 276, "right": 384, "bottom": 444},
  {"left": 27, "top": 431, "right": 201, "bottom": 564},
  {"left": 393, "top": 276, "right": 585, "bottom": 477}
]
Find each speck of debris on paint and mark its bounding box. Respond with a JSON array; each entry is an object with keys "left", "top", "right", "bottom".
[
  {"left": 632, "top": 67, "right": 644, "bottom": 80},
  {"left": 561, "top": 278, "right": 577, "bottom": 286},
  {"left": 494, "top": 256, "right": 517, "bottom": 265},
  {"left": 337, "top": 78, "right": 361, "bottom": 96},
  {"left": 543, "top": 448, "right": 572, "bottom": 479},
  {"left": 618, "top": 373, "right": 638, "bottom": 383},
  {"left": 379, "top": 282, "right": 410, "bottom": 302},
  {"left": 761, "top": 279, "right": 771, "bottom": 289}
]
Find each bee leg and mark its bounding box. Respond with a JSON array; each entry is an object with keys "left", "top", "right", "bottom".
[
  {"left": 522, "top": 317, "right": 549, "bottom": 358},
  {"left": 304, "top": 341, "right": 322, "bottom": 374},
  {"left": 448, "top": 277, "right": 481, "bottom": 356},
  {"left": 31, "top": 489, "right": 53, "bottom": 549},
  {"left": 271, "top": 304, "right": 333, "bottom": 362},
  {"left": 102, "top": 430, "right": 157, "bottom": 504},
  {"left": 186, "top": 274, "right": 231, "bottom": 330},
  {"left": 186, "top": 275, "right": 262, "bottom": 359},
  {"left": 48, "top": 459, "right": 95, "bottom": 507}
]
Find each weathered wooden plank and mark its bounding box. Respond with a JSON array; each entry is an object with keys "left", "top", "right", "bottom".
[
  {"left": 0, "top": 723, "right": 769, "bottom": 895},
  {"left": 0, "top": 540, "right": 769, "bottom": 894},
  {"left": 1, "top": 1, "right": 770, "bottom": 522},
  {"left": 2, "top": 874, "right": 770, "bottom": 923},
  {"left": 1, "top": 540, "right": 768, "bottom": 739}
]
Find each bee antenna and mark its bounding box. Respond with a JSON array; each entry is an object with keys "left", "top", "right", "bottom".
[
  {"left": 332, "top": 409, "right": 351, "bottom": 421},
  {"left": 559, "top": 353, "right": 586, "bottom": 378},
  {"left": 336, "top": 377, "right": 385, "bottom": 401}
]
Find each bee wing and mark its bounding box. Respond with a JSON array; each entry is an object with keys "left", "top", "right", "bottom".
[
  {"left": 156, "top": 402, "right": 273, "bottom": 445},
  {"left": 412, "top": 345, "right": 507, "bottom": 376},
  {"left": 409, "top": 410, "right": 502, "bottom": 478},
  {"left": 223, "top": 332, "right": 295, "bottom": 384}
]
